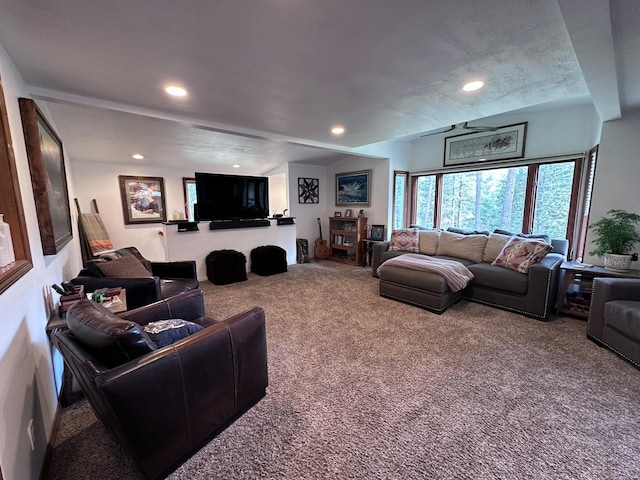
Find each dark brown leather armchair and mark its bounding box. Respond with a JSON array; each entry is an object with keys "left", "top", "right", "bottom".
[
  {"left": 71, "top": 246, "right": 199, "bottom": 310},
  {"left": 52, "top": 290, "right": 268, "bottom": 479},
  {"left": 588, "top": 277, "right": 640, "bottom": 368}
]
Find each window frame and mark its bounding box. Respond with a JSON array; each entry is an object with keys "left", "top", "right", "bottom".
[
  {"left": 392, "top": 170, "right": 409, "bottom": 229},
  {"left": 410, "top": 156, "right": 588, "bottom": 254}
]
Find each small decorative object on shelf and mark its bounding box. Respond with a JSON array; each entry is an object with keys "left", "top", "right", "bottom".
[{"left": 0, "top": 213, "right": 16, "bottom": 268}]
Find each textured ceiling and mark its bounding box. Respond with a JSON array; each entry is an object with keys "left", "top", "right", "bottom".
[{"left": 0, "top": 0, "right": 637, "bottom": 174}]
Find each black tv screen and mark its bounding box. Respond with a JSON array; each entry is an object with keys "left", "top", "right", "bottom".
[{"left": 194, "top": 172, "right": 269, "bottom": 221}]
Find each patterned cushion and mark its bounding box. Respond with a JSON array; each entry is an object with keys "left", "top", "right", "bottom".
[
  {"left": 96, "top": 252, "right": 153, "bottom": 278},
  {"left": 143, "top": 319, "right": 204, "bottom": 347},
  {"left": 482, "top": 233, "right": 513, "bottom": 262},
  {"left": 491, "top": 236, "right": 553, "bottom": 273},
  {"left": 436, "top": 231, "right": 488, "bottom": 263},
  {"left": 418, "top": 229, "right": 441, "bottom": 255},
  {"left": 118, "top": 246, "right": 153, "bottom": 274},
  {"left": 388, "top": 228, "right": 420, "bottom": 252}
]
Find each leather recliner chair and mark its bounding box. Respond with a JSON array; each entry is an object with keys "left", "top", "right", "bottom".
[
  {"left": 588, "top": 277, "right": 640, "bottom": 368},
  {"left": 52, "top": 290, "right": 268, "bottom": 479},
  {"left": 71, "top": 246, "right": 199, "bottom": 310}
]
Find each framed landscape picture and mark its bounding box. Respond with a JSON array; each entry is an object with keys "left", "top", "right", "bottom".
[
  {"left": 444, "top": 122, "right": 527, "bottom": 167},
  {"left": 19, "top": 98, "right": 73, "bottom": 255},
  {"left": 118, "top": 175, "right": 167, "bottom": 224},
  {"left": 336, "top": 170, "right": 371, "bottom": 207}
]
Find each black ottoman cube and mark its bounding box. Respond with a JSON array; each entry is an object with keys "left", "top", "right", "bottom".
[
  {"left": 206, "top": 250, "right": 247, "bottom": 285},
  {"left": 250, "top": 245, "right": 287, "bottom": 276}
]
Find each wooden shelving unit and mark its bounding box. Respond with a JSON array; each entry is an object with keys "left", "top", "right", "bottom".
[
  {"left": 555, "top": 261, "right": 640, "bottom": 317},
  {"left": 329, "top": 217, "right": 367, "bottom": 266}
]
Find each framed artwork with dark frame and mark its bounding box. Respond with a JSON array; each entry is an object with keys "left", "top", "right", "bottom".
[
  {"left": 19, "top": 98, "right": 73, "bottom": 255},
  {"left": 369, "top": 225, "right": 385, "bottom": 240},
  {"left": 335, "top": 170, "right": 371, "bottom": 207},
  {"left": 443, "top": 122, "right": 527, "bottom": 167},
  {"left": 298, "top": 177, "right": 319, "bottom": 204},
  {"left": 118, "top": 175, "right": 167, "bottom": 225}
]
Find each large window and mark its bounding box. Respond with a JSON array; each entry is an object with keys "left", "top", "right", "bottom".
[
  {"left": 532, "top": 162, "right": 575, "bottom": 239},
  {"left": 413, "top": 175, "right": 436, "bottom": 228},
  {"left": 440, "top": 167, "right": 527, "bottom": 232},
  {"left": 392, "top": 171, "right": 408, "bottom": 230},
  {"left": 409, "top": 157, "right": 590, "bottom": 254}
]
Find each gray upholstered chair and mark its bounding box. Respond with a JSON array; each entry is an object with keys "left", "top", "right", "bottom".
[{"left": 587, "top": 277, "right": 640, "bottom": 367}]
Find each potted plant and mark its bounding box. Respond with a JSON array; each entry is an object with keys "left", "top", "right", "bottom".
[{"left": 589, "top": 209, "right": 640, "bottom": 271}]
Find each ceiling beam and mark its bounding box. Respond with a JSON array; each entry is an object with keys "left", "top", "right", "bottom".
[{"left": 557, "top": 0, "right": 621, "bottom": 121}]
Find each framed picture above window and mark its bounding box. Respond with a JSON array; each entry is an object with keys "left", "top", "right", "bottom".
[
  {"left": 336, "top": 170, "right": 371, "bottom": 207},
  {"left": 444, "top": 122, "right": 527, "bottom": 167},
  {"left": 298, "top": 177, "right": 319, "bottom": 204},
  {"left": 118, "top": 175, "right": 167, "bottom": 224}
]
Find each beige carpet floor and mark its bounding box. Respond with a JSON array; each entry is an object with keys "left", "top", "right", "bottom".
[{"left": 47, "top": 261, "right": 640, "bottom": 479}]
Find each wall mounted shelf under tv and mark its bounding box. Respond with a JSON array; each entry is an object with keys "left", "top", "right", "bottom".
[{"left": 208, "top": 219, "right": 271, "bottom": 230}]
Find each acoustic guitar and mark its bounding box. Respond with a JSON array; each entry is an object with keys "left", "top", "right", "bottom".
[{"left": 315, "top": 218, "right": 331, "bottom": 259}]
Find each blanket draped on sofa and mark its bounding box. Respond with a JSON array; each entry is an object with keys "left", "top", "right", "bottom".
[{"left": 377, "top": 254, "right": 474, "bottom": 292}]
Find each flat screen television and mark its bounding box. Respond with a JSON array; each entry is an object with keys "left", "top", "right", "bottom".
[{"left": 194, "top": 172, "right": 269, "bottom": 221}]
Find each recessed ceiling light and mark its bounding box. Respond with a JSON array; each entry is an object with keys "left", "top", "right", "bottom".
[
  {"left": 232, "top": 164, "right": 240, "bottom": 168},
  {"left": 132, "top": 154, "right": 144, "bottom": 160},
  {"left": 165, "top": 85, "right": 188, "bottom": 97},
  {"left": 462, "top": 80, "right": 484, "bottom": 92},
  {"left": 331, "top": 125, "right": 345, "bottom": 135}
]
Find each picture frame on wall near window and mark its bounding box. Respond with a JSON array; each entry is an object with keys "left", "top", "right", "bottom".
[
  {"left": 118, "top": 175, "right": 167, "bottom": 225},
  {"left": 443, "top": 122, "right": 527, "bottom": 167},
  {"left": 19, "top": 98, "right": 73, "bottom": 255}
]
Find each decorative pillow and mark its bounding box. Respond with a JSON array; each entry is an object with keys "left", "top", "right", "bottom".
[
  {"left": 389, "top": 228, "right": 420, "bottom": 252},
  {"left": 491, "top": 236, "right": 553, "bottom": 273},
  {"left": 67, "top": 299, "right": 157, "bottom": 367},
  {"left": 118, "top": 246, "right": 153, "bottom": 274},
  {"left": 435, "top": 231, "right": 488, "bottom": 263},
  {"left": 96, "top": 252, "right": 153, "bottom": 278},
  {"left": 482, "top": 233, "right": 513, "bottom": 262},
  {"left": 418, "top": 229, "right": 441, "bottom": 255},
  {"left": 493, "top": 229, "right": 552, "bottom": 246},
  {"left": 143, "top": 319, "right": 204, "bottom": 347}
]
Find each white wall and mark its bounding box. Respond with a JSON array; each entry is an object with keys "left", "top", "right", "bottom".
[
  {"left": 326, "top": 155, "right": 391, "bottom": 238},
  {"left": 287, "top": 163, "right": 328, "bottom": 248},
  {"left": 410, "top": 105, "right": 598, "bottom": 171},
  {"left": 72, "top": 162, "right": 204, "bottom": 262},
  {"left": 0, "top": 43, "right": 82, "bottom": 480},
  {"left": 268, "top": 173, "right": 288, "bottom": 216},
  {"left": 584, "top": 107, "right": 640, "bottom": 265}
]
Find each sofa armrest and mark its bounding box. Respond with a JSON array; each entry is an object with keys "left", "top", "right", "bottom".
[
  {"left": 588, "top": 278, "right": 640, "bottom": 340},
  {"left": 371, "top": 241, "right": 391, "bottom": 277},
  {"left": 71, "top": 275, "right": 162, "bottom": 310},
  {"left": 120, "top": 290, "right": 207, "bottom": 326},
  {"left": 224, "top": 307, "right": 269, "bottom": 407},
  {"left": 524, "top": 253, "right": 564, "bottom": 318},
  {"left": 94, "top": 321, "right": 238, "bottom": 478},
  {"left": 151, "top": 260, "right": 197, "bottom": 279}
]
